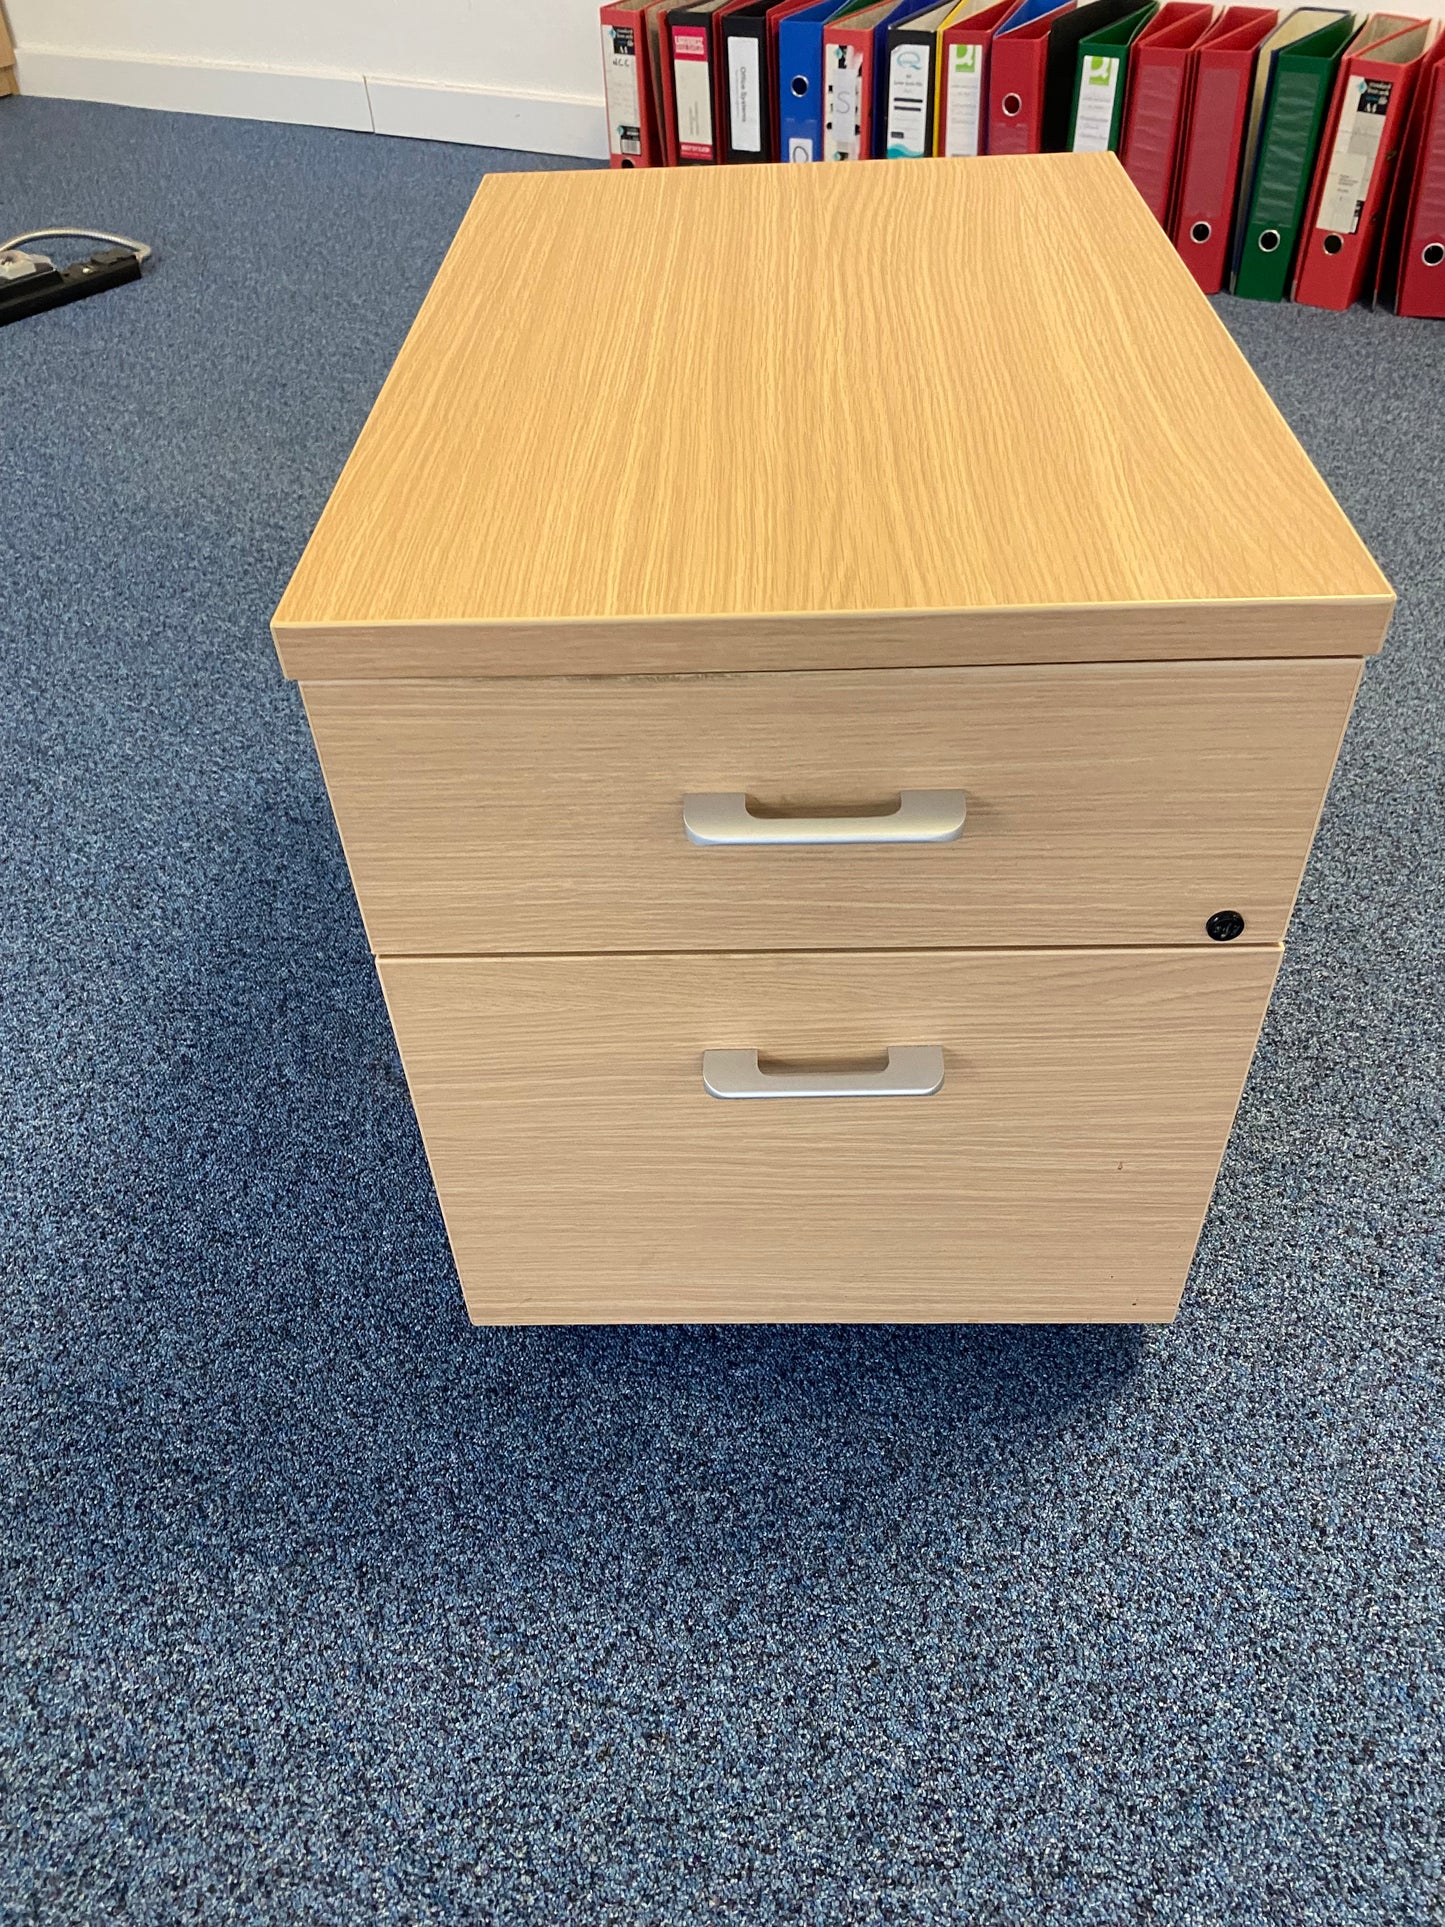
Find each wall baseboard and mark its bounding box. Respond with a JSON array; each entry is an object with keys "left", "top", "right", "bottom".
[
  {"left": 367, "top": 75, "right": 605, "bottom": 158},
  {"left": 15, "top": 47, "right": 374, "bottom": 132},
  {"left": 12, "top": 46, "right": 608, "bottom": 159}
]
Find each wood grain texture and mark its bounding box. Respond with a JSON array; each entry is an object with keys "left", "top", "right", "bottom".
[
  {"left": 272, "top": 154, "right": 1392, "bottom": 681},
  {"left": 302, "top": 656, "right": 1360, "bottom": 955},
  {"left": 377, "top": 946, "right": 1282, "bottom": 1325}
]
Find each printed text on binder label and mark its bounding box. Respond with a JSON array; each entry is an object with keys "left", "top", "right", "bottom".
[
  {"left": 673, "top": 29, "right": 714, "bottom": 160},
  {"left": 1072, "top": 55, "right": 1120, "bottom": 155},
  {"left": 944, "top": 42, "right": 983, "bottom": 159},
  {"left": 603, "top": 25, "right": 643, "bottom": 160},
  {"left": 1316, "top": 77, "right": 1392, "bottom": 234},
  {"left": 729, "top": 37, "right": 764, "bottom": 153},
  {"left": 886, "top": 44, "right": 931, "bottom": 159}
]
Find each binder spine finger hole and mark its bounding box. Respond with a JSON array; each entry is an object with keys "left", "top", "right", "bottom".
[
  {"left": 1259, "top": 229, "right": 1281, "bottom": 254},
  {"left": 792, "top": 76, "right": 808, "bottom": 96},
  {"left": 1190, "top": 221, "right": 1211, "bottom": 245},
  {"left": 1002, "top": 92, "right": 1022, "bottom": 117},
  {"left": 1323, "top": 234, "right": 1343, "bottom": 256},
  {"left": 1424, "top": 243, "right": 1445, "bottom": 269}
]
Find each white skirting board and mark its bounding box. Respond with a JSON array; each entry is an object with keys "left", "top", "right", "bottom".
[
  {"left": 13, "top": 47, "right": 609, "bottom": 159},
  {"left": 366, "top": 75, "right": 605, "bottom": 156}
]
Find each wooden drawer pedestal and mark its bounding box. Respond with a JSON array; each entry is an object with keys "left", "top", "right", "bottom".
[{"left": 272, "top": 157, "right": 1392, "bottom": 1324}]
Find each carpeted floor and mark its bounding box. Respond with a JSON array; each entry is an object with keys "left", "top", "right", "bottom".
[{"left": 1, "top": 96, "right": 1441, "bottom": 1927}]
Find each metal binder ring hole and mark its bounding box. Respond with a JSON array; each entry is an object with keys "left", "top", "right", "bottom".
[
  {"left": 1424, "top": 242, "right": 1445, "bottom": 269},
  {"left": 1259, "top": 229, "right": 1281, "bottom": 253},
  {"left": 1323, "top": 233, "right": 1343, "bottom": 255},
  {"left": 1189, "top": 221, "right": 1211, "bottom": 244},
  {"left": 1002, "top": 92, "right": 1022, "bottom": 116},
  {"left": 791, "top": 75, "right": 808, "bottom": 96}
]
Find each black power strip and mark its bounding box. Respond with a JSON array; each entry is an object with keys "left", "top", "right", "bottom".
[{"left": 0, "top": 244, "right": 145, "bottom": 327}]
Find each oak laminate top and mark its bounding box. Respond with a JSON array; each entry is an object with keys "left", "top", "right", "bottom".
[{"left": 274, "top": 153, "right": 1392, "bottom": 680}]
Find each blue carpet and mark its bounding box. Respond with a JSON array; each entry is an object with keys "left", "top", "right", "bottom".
[{"left": 1, "top": 97, "right": 1442, "bottom": 1927}]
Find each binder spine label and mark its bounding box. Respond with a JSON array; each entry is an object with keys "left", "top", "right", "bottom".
[
  {"left": 944, "top": 41, "right": 984, "bottom": 157},
  {"left": 1315, "top": 77, "right": 1392, "bottom": 234},
  {"left": 729, "top": 36, "right": 764, "bottom": 152},
  {"left": 673, "top": 29, "right": 715, "bottom": 159},
  {"left": 1072, "top": 55, "right": 1121, "bottom": 152},
  {"left": 789, "top": 136, "right": 816, "bottom": 160},
  {"left": 825, "top": 43, "right": 865, "bottom": 160},
  {"left": 886, "top": 42, "right": 932, "bottom": 158},
  {"left": 603, "top": 24, "right": 644, "bottom": 159}
]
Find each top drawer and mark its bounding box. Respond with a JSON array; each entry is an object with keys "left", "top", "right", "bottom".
[{"left": 301, "top": 657, "right": 1360, "bottom": 957}]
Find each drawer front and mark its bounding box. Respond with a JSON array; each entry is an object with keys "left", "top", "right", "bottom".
[
  {"left": 378, "top": 946, "right": 1280, "bottom": 1325},
  {"left": 305, "top": 658, "right": 1358, "bottom": 955}
]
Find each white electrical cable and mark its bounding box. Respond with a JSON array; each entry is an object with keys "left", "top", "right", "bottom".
[{"left": 1, "top": 228, "right": 152, "bottom": 264}]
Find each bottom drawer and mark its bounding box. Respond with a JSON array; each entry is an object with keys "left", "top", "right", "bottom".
[{"left": 378, "top": 948, "right": 1281, "bottom": 1326}]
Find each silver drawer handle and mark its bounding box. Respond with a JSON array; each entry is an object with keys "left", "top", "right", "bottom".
[
  {"left": 683, "top": 790, "right": 966, "bottom": 846},
  {"left": 702, "top": 1046, "right": 945, "bottom": 1100}
]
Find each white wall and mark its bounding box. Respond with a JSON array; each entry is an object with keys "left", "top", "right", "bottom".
[
  {"left": 8, "top": 0, "right": 1445, "bottom": 159},
  {"left": 5, "top": 0, "right": 610, "bottom": 157}
]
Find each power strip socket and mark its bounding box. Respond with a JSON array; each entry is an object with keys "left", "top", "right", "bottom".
[{"left": 0, "top": 245, "right": 143, "bottom": 326}]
